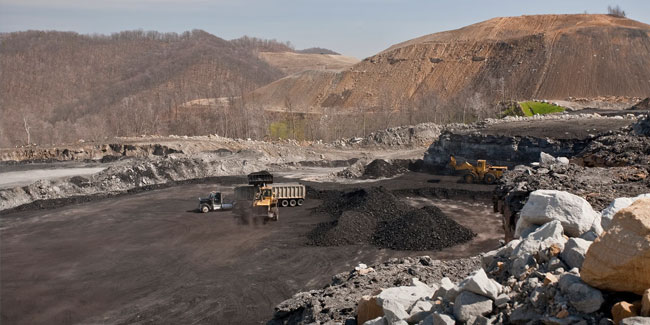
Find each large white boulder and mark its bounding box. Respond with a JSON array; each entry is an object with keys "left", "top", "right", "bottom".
[
  {"left": 601, "top": 193, "right": 650, "bottom": 229},
  {"left": 459, "top": 269, "right": 503, "bottom": 300},
  {"left": 516, "top": 190, "right": 602, "bottom": 238},
  {"left": 453, "top": 291, "right": 493, "bottom": 322},
  {"left": 376, "top": 278, "right": 435, "bottom": 316},
  {"left": 512, "top": 220, "right": 567, "bottom": 258}
]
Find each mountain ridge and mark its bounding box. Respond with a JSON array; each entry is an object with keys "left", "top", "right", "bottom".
[{"left": 250, "top": 14, "right": 650, "bottom": 114}]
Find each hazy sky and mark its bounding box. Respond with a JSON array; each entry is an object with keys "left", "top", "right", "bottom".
[{"left": 1, "top": 0, "right": 649, "bottom": 59}]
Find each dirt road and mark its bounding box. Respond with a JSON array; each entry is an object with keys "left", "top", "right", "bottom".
[{"left": 1, "top": 173, "right": 501, "bottom": 324}]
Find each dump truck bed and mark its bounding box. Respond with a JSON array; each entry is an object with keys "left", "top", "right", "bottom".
[{"left": 272, "top": 183, "right": 306, "bottom": 200}]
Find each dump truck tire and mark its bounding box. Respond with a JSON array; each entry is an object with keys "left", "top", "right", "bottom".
[
  {"left": 200, "top": 204, "right": 210, "bottom": 213},
  {"left": 297, "top": 199, "right": 304, "bottom": 206},
  {"left": 281, "top": 200, "right": 289, "bottom": 207},
  {"left": 289, "top": 199, "right": 297, "bottom": 207},
  {"left": 484, "top": 173, "right": 496, "bottom": 184}
]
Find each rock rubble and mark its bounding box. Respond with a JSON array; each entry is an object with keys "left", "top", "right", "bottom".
[{"left": 271, "top": 192, "right": 650, "bottom": 325}]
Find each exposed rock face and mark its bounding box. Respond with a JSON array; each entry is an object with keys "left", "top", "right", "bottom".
[
  {"left": 0, "top": 143, "right": 183, "bottom": 162},
  {"left": 423, "top": 131, "right": 588, "bottom": 170},
  {"left": 360, "top": 123, "right": 442, "bottom": 147},
  {"left": 581, "top": 199, "right": 650, "bottom": 294},
  {"left": 516, "top": 190, "right": 602, "bottom": 238}
]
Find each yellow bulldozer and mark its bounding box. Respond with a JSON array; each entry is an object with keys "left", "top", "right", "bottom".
[{"left": 449, "top": 156, "right": 508, "bottom": 184}]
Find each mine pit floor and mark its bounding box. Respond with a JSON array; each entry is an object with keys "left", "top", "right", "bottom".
[{"left": 0, "top": 172, "right": 501, "bottom": 325}]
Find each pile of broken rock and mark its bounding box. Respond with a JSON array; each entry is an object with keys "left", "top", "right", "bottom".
[{"left": 357, "top": 191, "right": 650, "bottom": 325}]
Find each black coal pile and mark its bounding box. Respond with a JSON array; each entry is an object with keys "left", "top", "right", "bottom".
[
  {"left": 308, "top": 187, "right": 476, "bottom": 250},
  {"left": 361, "top": 159, "right": 408, "bottom": 179},
  {"left": 373, "top": 206, "right": 476, "bottom": 251}
]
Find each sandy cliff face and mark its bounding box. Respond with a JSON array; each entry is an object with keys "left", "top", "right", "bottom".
[{"left": 251, "top": 14, "right": 650, "bottom": 110}]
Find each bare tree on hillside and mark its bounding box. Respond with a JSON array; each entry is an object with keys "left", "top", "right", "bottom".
[
  {"left": 22, "top": 116, "right": 31, "bottom": 145},
  {"left": 285, "top": 96, "right": 296, "bottom": 139},
  {"left": 607, "top": 5, "right": 626, "bottom": 17}
]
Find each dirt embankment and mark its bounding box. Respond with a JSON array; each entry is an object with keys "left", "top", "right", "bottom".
[
  {"left": 0, "top": 143, "right": 182, "bottom": 162},
  {"left": 251, "top": 14, "right": 650, "bottom": 111}
]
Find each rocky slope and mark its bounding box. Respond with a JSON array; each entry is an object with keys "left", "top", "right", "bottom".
[
  {"left": 269, "top": 192, "right": 650, "bottom": 325},
  {"left": 251, "top": 14, "right": 650, "bottom": 111}
]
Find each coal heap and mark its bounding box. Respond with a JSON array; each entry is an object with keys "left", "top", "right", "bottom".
[
  {"left": 373, "top": 206, "right": 476, "bottom": 251},
  {"left": 362, "top": 159, "right": 407, "bottom": 179},
  {"left": 308, "top": 187, "right": 476, "bottom": 250}
]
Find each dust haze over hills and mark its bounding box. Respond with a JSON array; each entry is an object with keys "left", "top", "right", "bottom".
[
  {"left": 1, "top": 14, "right": 650, "bottom": 147},
  {"left": 251, "top": 14, "right": 650, "bottom": 117}
]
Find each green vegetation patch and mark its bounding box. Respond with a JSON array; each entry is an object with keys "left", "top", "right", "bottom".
[
  {"left": 269, "top": 120, "right": 306, "bottom": 140},
  {"left": 519, "top": 101, "right": 565, "bottom": 116}
]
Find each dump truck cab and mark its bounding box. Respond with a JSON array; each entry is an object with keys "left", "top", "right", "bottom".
[{"left": 198, "top": 191, "right": 235, "bottom": 213}]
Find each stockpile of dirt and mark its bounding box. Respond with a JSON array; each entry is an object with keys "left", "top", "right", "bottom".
[
  {"left": 361, "top": 159, "right": 407, "bottom": 179},
  {"left": 308, "top": 187, "right": 476, "bottom": 250},
  {"left": 337, "top": 159, "right": 414, "bottom": 179}
]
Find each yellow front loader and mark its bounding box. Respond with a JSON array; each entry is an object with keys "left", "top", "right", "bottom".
[
  {"left": 253, "top": 185, "right": 280, "bottom": 221},
  {"left": 449, "top": 156, "right": 508, "bottom": 184}
]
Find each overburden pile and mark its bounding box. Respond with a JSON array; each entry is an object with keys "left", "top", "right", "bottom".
[
  {"left": 361, "top": 159, "right": 408, "bottom": 179},
  {"left": 308, "top": 187, "right": 475, "bottom": 250}
]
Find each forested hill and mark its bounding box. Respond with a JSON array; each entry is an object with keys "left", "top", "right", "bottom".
[{"left": 0, "top": 30, "right": 343, "bottom": 146}]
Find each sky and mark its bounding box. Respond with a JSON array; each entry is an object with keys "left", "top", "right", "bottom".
[{"left": 1, "top": 0, "right": 649, "bottom": 59}]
